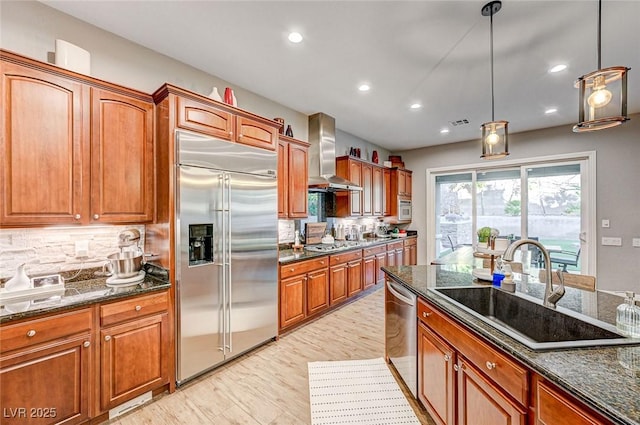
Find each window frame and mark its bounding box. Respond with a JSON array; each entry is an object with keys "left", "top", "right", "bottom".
[{"left": 426, "top": 151, "right": 596, "bottom": 276}]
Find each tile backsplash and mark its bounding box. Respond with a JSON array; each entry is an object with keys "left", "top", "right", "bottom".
[{"left": 0, "top": 225, "right": 145, "bottom": 280}]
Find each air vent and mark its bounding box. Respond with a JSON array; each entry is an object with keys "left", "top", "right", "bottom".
[{"left": 449, "top": 119, "right": 470, "bottom": 127}]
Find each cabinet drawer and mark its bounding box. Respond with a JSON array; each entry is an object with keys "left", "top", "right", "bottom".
[
  {"left": 280, "top": 257, "right": 328, "bottom": 279},
  {"left": 0, "top": 308, "right": 92, "bottom": 353},
  {"left": 387, "top": 241, "right": 404, "bottom": 251},
  {"left": 100, "top": 291, "right": 169, "bottom": 327},
  {"left": 418, "top": 299, "right": 528, "bottom": 405},
  {"left": 363, "top": 245, "right": 386, "bottom": 257},
  {"left": 330, "top": 250, "right": 363, "bottom": 266},
  {"left": 403, "top": 238, "right": 417, "bottom": 247}
]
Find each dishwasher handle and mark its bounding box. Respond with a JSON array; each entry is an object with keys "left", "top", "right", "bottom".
[{"left": 386, "top": 281, "right": 416, "bottom": 306}]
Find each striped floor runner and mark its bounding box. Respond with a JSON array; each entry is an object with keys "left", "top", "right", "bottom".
[{"left": 307, "top": 357, "right": 421, "bottom": 425}]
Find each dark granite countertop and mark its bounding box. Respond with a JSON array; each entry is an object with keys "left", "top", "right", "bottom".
[
  {"left": 0, "top": 265, "right": 171, "bottom": 324},
  {"left": 383, "top": 264, "right": 640, "bottom": 425},
  {"left": 279, "top": 235, "right": 415, "bottom": 264}
]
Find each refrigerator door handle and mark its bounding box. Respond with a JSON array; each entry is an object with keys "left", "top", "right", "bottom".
[
  {"left": 225, "top": 173, "right": 233, "bottom": 353},
  {"left": 219, "top": 173, "right": 227, "bottom": 354}
]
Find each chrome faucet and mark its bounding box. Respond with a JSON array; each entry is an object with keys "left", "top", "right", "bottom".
[{"left": 502, "top": 238, "right": 566, "bottom": 309}]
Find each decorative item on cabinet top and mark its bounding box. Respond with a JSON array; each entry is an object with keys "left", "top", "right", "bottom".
[
  {"left": 274, "top": 118, "right": 285, "bottom": 134},
  {"left": 55, "top": 39, "right": 90, "bottom": 75},
  {"left": 208, "top": 86, "right": 222, "bottom": 101}
]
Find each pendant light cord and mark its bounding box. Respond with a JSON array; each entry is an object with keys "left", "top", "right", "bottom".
[
  {"left": 490, "top": 8, "right": 495, "bottom": 121},
  {"left": 597, "top": 0, "right": 602, "bottom": 70}
]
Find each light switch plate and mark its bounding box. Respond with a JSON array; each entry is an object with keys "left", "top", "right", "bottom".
[
  {"left": 602, "top": 237, "right": 622, "bottom": 246},
  {"left": 633, "top": 238, "right": 640, "bottom": 248},
  {"left": 601, "top": 219, "right": 610, "bottom": 228}
]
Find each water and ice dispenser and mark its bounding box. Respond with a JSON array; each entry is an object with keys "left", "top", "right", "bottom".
[{"left": 188, "top": 224, "right": 213, "bottom": 265}]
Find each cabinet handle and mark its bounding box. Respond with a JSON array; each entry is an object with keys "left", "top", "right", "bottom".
[
  {"left": 93, "top": 214, "right": 100, "bottom": 220},
  {"left": 320, "top": 261, "right": 325, "bottom": 265},
  {"left": 290, "top": 268, "right": 295, "bottom": 272},
  {"left": 26, "top": 329, "right": 36, "bottom": 337},
  {"left": 238, "top": 134, "right": 243, "bottom": 138},
  {"left": 486, "top": 361, "right": 496, "bottom": 370},
  {"left": 83, "top": 341, "right": 91, "bottom": 348},
  {"left": 453, "top": 364, "right": 460, "bottom": 372},
  {"left": 444, "top": 354, "right": 451, "bottom": 362},
  {"left": 135, "top": 305, "right": 142, "bottom": 311},
  {"left": 422, "top": 312, "right": 432, "bottom": 318},
  {"left": 104, "top": 335, "right": 111, "bottom": 341},
  {"left": 74, "top": 214, "right": 81, "bottom": 220}
]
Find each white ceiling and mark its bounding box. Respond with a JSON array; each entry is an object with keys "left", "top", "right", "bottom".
[{"left": 41, "top": 0, "right": 640, "bottom": 151}]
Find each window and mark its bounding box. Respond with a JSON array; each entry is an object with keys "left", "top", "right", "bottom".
[{"left": 428, "top": 152, "right": 595, "bottom": 275}]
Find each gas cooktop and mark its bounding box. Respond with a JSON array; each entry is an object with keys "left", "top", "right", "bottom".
[{"left": 304, "top": 242, "right": 363, "bottom": 253}]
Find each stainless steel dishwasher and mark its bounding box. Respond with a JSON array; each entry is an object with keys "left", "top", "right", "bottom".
[{"left": 385, "top": 279, "right": 417, "bottom": 397}]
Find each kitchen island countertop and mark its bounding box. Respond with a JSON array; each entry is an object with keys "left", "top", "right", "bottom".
[{"left": 383, "top": 264, "right": 640, "bottom": 425}]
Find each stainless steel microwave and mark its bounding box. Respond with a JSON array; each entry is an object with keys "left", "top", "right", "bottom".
[{"left": 398, "top": 199, "right": 412, "bottom": 221}]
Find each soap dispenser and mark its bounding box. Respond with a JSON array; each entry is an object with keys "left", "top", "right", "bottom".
[
  {"left": 4, "top": 263, "right": 31, "bottom": 292},
  {"left": 616, "top": 292, "right": 640, "bottom": 338}
]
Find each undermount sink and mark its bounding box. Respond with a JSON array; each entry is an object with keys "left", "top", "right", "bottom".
[{"left": 430, "top": 286, "right": 640, "bottom": 351}]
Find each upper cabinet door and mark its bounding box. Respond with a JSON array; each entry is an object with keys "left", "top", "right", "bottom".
[
  {"left": 1, "top": 62, "right": 88, "bottom": 225},
  {"left": 176, "top": 96, "right": 233, "bottom": 140},
  {"left": 287, "top": 141, "right": 309, "bottom": 218},
  {"left": 91, "top": 88, "right": 154, "bottom": 223},
  {"left": 277, "top": 139, "right": 288, "bottom": 218},
  {"left": 236, "top": 116, "right": 277, "bottom": 151}
]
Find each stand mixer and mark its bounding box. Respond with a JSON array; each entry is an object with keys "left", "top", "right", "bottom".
[{"left": 104, "top": 229, "right": 146, "bottom": 287}]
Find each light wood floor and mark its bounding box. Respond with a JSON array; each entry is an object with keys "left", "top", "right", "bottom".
[{"left": 107, "top": 286, "right": 435, "bottom": 425}]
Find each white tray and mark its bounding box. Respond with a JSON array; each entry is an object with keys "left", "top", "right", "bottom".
[
  {"left": 475, "top": 246, "right": 505, "bottom": 256},
  {"left": 0, "top": 284, "right": 65, "bottom": 303},
  {"left": 472, "top": 268, "right": 493, "bottom": 282}
]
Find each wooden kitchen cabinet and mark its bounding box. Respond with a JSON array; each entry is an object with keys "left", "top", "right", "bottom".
[
  {"left": 330, "top": 250, "right": 363, "bottom": 301},
  {"left": 418, "top": 298, "right": 528, "bottom": 425},
  {"left": 90, "top": 87, "right": 154, "bottom": 223},
  {"left": 278, "top": 135, "right": 309, "bottom": 218},
  {"left": 236, "top": 115, "right": 278, "bottom": 151},
  {"left": 279, "top": 257, "right": 329, "bottom": 331},
  {"left": 388, "top": 168, "right": 413, "bottom": 223},
  {"left": 383, "top": 168, "right": 392, "bottom": 216},
  {"left": 532, "top": 374, "right": 609, "bottom": 425},
  {"left": 1, "top": 59, "right": 87, "bottom": 226},
  {"left": 176, "top": 95, "right": 234, "bottom": 140},
  {"left": 99, "top": 292, "right": 170, "bottom": 411},
  {"left": 372, "top": 166, "right": 384, "bottom": 216},
  {"left": 387, "top": 241, "right": 404, "bottom": 267},
  {"left": 0, "top": 309, "right": 93, "bottom": 425},
  {"left": 363, "top": 245, "right": 386, "bottom": 289},
  {"left": 335, "top": 156, "right": 386, "bottom": 218},
  {"left": 404, "top": 237, "right": 417, "bottom": 265},
  {"left": 1, "top": 51, "right": 154, "bottom": 226},
  {"left": 418, "top": 322, "right": 455, "bottom": 425}
]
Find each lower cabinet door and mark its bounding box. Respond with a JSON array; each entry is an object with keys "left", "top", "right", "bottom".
[
  {"left": 100, "top": 313, "right": 169, "bottom": 411},
  {"left": 363, "top": 255, "right": 376, "bottom": 290},
  {"left": 280, "top": 275, "right": 306, "bottom": 328},
  {"left": 418, "top": 322, "right": 455, "bottom": 425},
  {"left": 0, "top": 334, "right": 92, "bottom": 425},
  {"left": 306, "top": 269, "right": 329, "bottom": 316},
  {"left": 329, "top": 264, "right": 348, "bottom": 306},
  {"left": 457, "top": 358, "right": 526, "bottom": 425},
  {"left": 375, "top": 252, "right": 387, "bottom": 285},
  {"left": 347, "top": 260, "right": 363, "bottom": 297}
]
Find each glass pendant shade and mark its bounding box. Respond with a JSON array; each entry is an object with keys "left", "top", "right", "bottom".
[
  {"left": 574, "top": 66, "right": 629, "bottom": 132},
  {"left": 481, "top": 120, "right": 509, "bottom": 159}
]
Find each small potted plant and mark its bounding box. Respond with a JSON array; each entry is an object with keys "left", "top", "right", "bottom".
[{"left": 477, "top": 227, "right": 493, "bottom": 249}]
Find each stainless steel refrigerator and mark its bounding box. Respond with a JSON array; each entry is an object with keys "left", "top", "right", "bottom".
[{"left": 175, "top": 130, "right": 278, "bottom": 384}]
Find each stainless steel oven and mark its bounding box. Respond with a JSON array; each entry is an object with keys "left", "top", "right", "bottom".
[
  {"left": 385, "top": 279, "right": 417, "bottom": 397},
  {"left": 398, "top": 199, "right": 412, "bottom": 221}
]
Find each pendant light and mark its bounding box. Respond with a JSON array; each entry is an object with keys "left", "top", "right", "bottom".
[
  {"left": 480, "top": 1, "right": 509, "bottom": 160},
  {"left": 573, "top": 0, "right": 629, "bottom": 132}
]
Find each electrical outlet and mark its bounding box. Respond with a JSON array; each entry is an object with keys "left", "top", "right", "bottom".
[
  {"left": 601, "top": 219, "right": 610, "bottom": 228},
  {"left": 75, "top": 240, "right": 89, "bottom": 258},
  {"left": 633, "top": 238, "right": 640, "bottom": 248},
  {"left": 602, "top": 237, "right": 622, "bottom": 246}
]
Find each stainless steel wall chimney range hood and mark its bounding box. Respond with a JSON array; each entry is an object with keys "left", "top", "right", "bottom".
[{"left": 307, "top": 113, "right": 362, "bottom": 192}]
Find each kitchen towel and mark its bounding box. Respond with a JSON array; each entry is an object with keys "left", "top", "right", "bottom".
[{"left": 307, "top": 357, "right": 420, "bottom": 425}]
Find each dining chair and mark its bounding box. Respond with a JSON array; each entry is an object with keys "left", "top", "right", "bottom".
[{"left": 550, "top": 248, "right": 581, "bottom": 272}]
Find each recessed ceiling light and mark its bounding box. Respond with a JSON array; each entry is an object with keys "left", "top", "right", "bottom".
[
  {"left": 410, "top": 103, "right": 422, "bottom": 110},
  {"left": 545, "top": 108, "right": 558, "bottom": 114},
  {"left": 288, "top": 32, "right": 303, "bottom": 43},
  {"left": 440, "top": 128, "right": 450, "bottom": 134},
  {"left": 549, "top": 64, "right": 567, "bottom": 73},
  {"left": 358, "top": 84, "right": 370, "bottom": 92}
]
